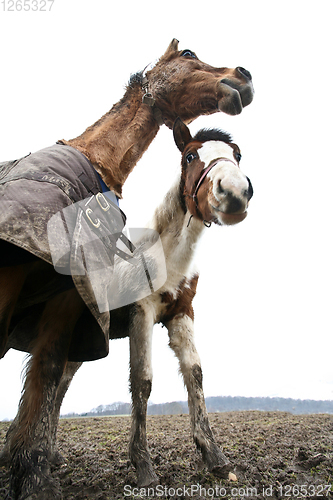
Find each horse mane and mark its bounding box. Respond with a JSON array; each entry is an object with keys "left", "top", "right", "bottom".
[
  {"left": 70, "top": 72, "right": 144, "bottom": 137},
  {"left": 128, "top": 71, "right": 144, "bottom": 87},
  {"left": 193, "top": 128, "right": 233, "bottom": 144}
]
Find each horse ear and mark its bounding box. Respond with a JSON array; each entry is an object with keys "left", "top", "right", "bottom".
[
  {"left": 164, "top": 38, "right": 179, "bottom": 57},
  {"left": 173, "top": 117, "right": 192, "bottom": 152}
]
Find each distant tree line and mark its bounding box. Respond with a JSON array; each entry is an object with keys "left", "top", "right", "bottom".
[
  {"left": 60, "top": 396, "right": 333, "bottom": 418},
  {"left": 204, "top": 396, "right": 333, "bottom": 414}
]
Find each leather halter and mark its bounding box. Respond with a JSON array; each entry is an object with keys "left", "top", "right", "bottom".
[
  {"left": 185, "top": 156, "right": 238, "bottom": 226},
  {"left": 189, "top": 156, "right": 238, "bottom": 207}
]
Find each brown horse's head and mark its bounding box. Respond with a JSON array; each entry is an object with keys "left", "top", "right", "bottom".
[
  {"left": 173, "top": 118, "right": 253, "bottom": 226},
  {"left": 144, "top": 39, "right": 254, "bottom": 128}
]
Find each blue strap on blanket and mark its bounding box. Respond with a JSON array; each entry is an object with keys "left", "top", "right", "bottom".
[{"left": 96, "top": 173, "right": 119, "bottom": 207}]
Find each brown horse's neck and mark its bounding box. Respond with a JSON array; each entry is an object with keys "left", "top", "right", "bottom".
[{"left": 60, "top": 80, "right": 160, "bottom": 198}]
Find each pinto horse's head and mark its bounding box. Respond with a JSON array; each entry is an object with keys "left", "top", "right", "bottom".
[
  {"left": 173, "top": 118, "right": 253, "bottom": 226},
  {"left": 144, "top": 39, "right": 254, "bottom": 128}
]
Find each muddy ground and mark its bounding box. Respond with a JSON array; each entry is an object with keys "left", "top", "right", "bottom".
[{"left": 0, "top": 411, "right": 332, "bottom": 499}]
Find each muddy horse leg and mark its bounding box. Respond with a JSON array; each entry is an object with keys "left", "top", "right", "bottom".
[
  {"left": 0, "top": 357, "right": 82, "bottom": 468},
  {"left": 9, "top": 288, "right": 84, "bottom": 500},
  {"left": 166, "top": 315, "right": 230, "bottom": 477},
  {"left": 0, "top": 414, "right": 18, "bottom": 466},
  {"left": 0, "top": 264, "right": 32, "bottom": 467},
  {"left": 50, "top": 361, "right": 82, "bottom": 465},
  {"left": 129, "top": 305, "right": 158, "bottom": 487}
]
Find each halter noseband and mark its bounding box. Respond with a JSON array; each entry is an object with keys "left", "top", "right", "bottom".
[{"left": 190, "top": 156, "right": 238, "bottom": 208}]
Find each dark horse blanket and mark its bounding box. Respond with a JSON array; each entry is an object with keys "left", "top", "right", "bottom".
[{"left": 0, "top": 144, "right": 128, "bottom": 361}]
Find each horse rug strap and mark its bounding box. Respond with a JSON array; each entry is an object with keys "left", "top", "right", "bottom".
[
  {"left": 82, "top": 193, "right": 136, "bottom": 265},
  {"left": 47, "top": 187, "right": 167, "bottom": 314}
]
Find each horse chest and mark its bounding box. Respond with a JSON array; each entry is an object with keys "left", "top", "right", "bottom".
[{"left": 154, "top": 273, "right": 199, "bottom": 326}]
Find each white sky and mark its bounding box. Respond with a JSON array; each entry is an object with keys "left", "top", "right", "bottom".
[{"left": 0, "top": 0, "right": 332, "bottom": 420}]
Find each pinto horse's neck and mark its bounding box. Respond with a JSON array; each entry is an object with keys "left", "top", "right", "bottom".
[
  {"left": 152, "top": 177, "right": 205, "bottom": 279},
  {"left": 60, "top": 80, "right": 159, "bottom": 198}
]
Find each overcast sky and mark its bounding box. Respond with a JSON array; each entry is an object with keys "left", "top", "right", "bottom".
[{"left": 0, "top": 1, "right": 332, "bottom": 420}]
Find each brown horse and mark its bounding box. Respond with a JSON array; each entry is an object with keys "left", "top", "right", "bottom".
[
  {"left": 2, "top": 118, "right": 253, "bottom": 490},
  {"left": 0, "top": 39, "right": 253, "bottom": 499}
]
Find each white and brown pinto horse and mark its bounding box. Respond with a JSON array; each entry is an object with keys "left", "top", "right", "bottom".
[
  {"left": 2, "top": 119, "right": 253, "bottom": 490},
  {"left": 128, "top": 118, "right": 253, "bottom": 486},
  {"left": 0, "top": 39, "right": 254, "bottom": 500}
]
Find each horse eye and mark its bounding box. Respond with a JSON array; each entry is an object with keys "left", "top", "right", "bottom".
[
  {"left": 186, "top": 153, "right": 196, "bottom": 164},
  {"left": 181, "top": 50, "right": 197, "bottom": 59}
]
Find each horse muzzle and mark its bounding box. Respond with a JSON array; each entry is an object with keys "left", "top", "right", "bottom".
[
  {"left": 219, "top": 211, "right": 248, "bottom": 225},
  {"left": 210, "top": 197, "right": 248, "bottom": 225},
  {"left": 211, "top": 200, "right": 248, "bottom": 225},
  {"left": 217, "top": 68, "right": 254, "bottom": 115},
  {"left": 210, "top": 171, "right": 253, "bottom": 225}
]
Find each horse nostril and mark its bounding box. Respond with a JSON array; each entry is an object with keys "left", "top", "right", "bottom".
[
  {"left": 218, "top": 181, "right": 225, "bottom": 195},
  {"left": 245, "top": 176, "right": 253, "bottom": 201},
  {"left": 236, "top": 67, "right": 252, "bottom": 82}
]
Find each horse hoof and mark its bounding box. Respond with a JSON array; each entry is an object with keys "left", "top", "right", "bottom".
[
  {"left": 210, "top": 462, "right": 233, "bottom": 479},
  {"left": 50, "top": 450, "right": 66, "bottom": 466},
  {"left": 23, "top": 495, "right": 62, "bottom": 500},
  {"left": 23, "top": 494, "right": 62, "bottom": 500},
  {"left": 136, "top": 467, "right": 159, "bottom": 488},
  {"left": 17, "top": 480, "right": 63, "bottom": 500},
  {"left": 11, "top": 455, "right": 63, "bottom": 500}
]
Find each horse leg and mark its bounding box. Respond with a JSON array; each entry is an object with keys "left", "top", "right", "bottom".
[
  {"left": 129, "top": 305, "right": 158, "bottom": 488},
  {"left": 50, "top": 361, "right": 82, "bottom": 465},
  {"left": 0, "top": 413, "right": 18, "bottom": 466},
  {"left": 0, "top": 264, "right": 29, "bottom": 358},
  {"left": 166, "top": 315, "right": 230, "bottom": 477},
  {"left": 9, "top": 288, "right": 84, "bottom": 500},
  {"left": 0, "top": 356, "right": 82, "bottom": 469},
  {"left": 0, "top": 263, "right": 34, "bottom": 466}
]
